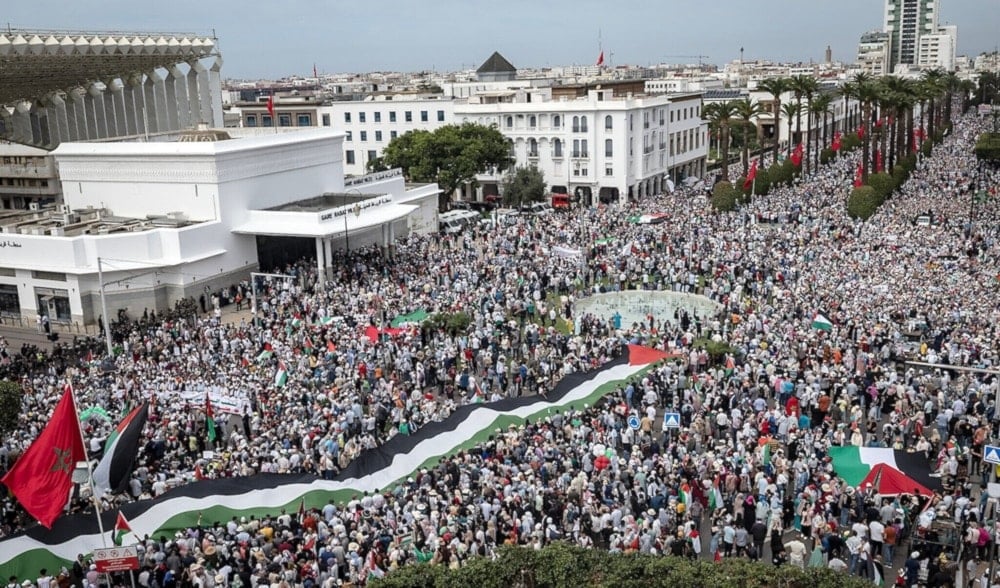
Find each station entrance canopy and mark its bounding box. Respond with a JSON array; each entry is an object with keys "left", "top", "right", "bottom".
[
  {"left": 0, "top": 29, "right": 222, "bottom": 149},
  {"left": 232, "top": 193, "right": 417, "bottom": 239}
]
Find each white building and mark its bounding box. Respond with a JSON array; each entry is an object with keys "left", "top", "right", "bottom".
[
  {"left": 857, "top": 31, "right": 892, "bottom": 76},
  {"left": 917, "top": 25, "right": 957, "bottom": 71},
  {"left": 453, "top": 83, "right": 707, "bottom": 204},
  {"left": 0, "top": 143, "right": 61, "bottom": 209},
  {"left": 0, "top": 127, "right": 438, "bottom": 325}
]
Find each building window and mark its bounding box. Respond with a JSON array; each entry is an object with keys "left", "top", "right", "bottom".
[
  {"left": 670, "top": 111, "right": 674, "bottom": 123},
  {"left": 605, "top": 139, "right": 613, "bottom": 157},
  {"left": 553, "top": 139, "right": 563, "bottom": 157},
  {"left": 390, "top": 130, "right": 398, "bottom": 139},
  {"left": 572, "top": 139, "right": 580, "bottom": 157},
  {"left": 360, "top": 131, "right": 367, "bottom": 141},
  {"left": 529, "top": 115, "right": 537, "bottom": 128},
  {"left": 437, "top": 110, "right": 445, "bottom": 122},
  {"left": 346, "top": 150, "right": 356, "bottom": 164},
  {"left": 405, "top": 111, "right": 413, "bottom": 122},
  {"left": 572, "top": 116, "right": 579, "bottom": 132},
  {"left": 367, "top": 150, "right": 377, "bottom": 162},
  {"left": 528, "top": 138, "right": 538, "bottom": 157},
  {"left": 420, "top": 110, "right": 428, "bottom": 122},
  {"left": 581, "top": 139, "right": 588, "bottom": 157},
  {"left": 375, "top": 130, "right": 383, "bottom": 142},
  {"left": 359, "top": 112, "right": 366, "bottom": 123},
  {"left": 605, "top": 115, "right": 613, "bottom": 130},
  {"left": 580, "top": 116, "right": 588, "bottom": 132},
  {"left": 278, "top": 114, "right": 292, "bottom": 127},
  {"left": 506, "top": 116, "right": 513, "bottom": 128},
  {"left": 297, "top": 114, "right": 312, "bottom": 126},
  {"left": 374, "top": 112, "right": 381, "bottom": 123},
  {"left": 262, "top": 115, "right": 273, "bottom": 127},
  {"left": 322, "top": 114, "right": 331, "bottom": 126},
  {"left": 605, "top": 167, "right": 613, "bottom": 176},
  {"left": 553, "top": 115, "right": 561, "bottom": 128},
  {"left": 389, "top": 111, "right": 397, "bottom": 122},
  {"left": 346, "top": 131, "right": 352, "bottom": 141},
  {"left": 345, "top": 112, "right": 352, "bottom": 123},
  {"left": 32, "top": 271, "right": 66, "bottom": 281},
  {"left": 246, "top": 115, "right": 257, "bottom": 127}
]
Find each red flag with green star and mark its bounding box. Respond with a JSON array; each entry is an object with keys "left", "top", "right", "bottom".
[{"left": 1, "top": 385, "right": 86, "bottom": 528}]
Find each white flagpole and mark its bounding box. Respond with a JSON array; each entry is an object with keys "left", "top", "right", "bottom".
[{"left": 67, "top": 378, "right": 109, "bottom": 543}]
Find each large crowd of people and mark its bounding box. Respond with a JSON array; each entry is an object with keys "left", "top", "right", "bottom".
[{"left": 2, "top": 106, "right": 1000, "bottom": 588}]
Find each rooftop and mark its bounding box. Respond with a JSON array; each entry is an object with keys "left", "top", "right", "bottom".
[
  {"left": 0, "top": 204, "right": 199, "bottom": 237},
  {"left": 0, "top": 29, "right": 217, "bottom": 108},
  {"left": 265, "top": 192, "right": 380, "bottom": 213},
  {"left": 476, "top": 51, "right": 517, "bottom": 75}
]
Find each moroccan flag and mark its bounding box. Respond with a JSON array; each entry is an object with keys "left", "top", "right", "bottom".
[
  {"left": 1, "top": 385, "right": 86, "bottom": 528},
  {"left": 790, "top": 143, "right": 803, "bottom": 167},
  {"left": 596, "top": 50, "right": 604, "bottom": 67},
  {"left": 93, "top": 402, "right": 149, "bottom": 497},
  {"left": 811, "top": 313, "right": 833, "bottom": 332},
  {"left": 275, "top": 361, "right": 288, "bottom": 387},
  {"left": 743, "top": 160, "right": 758, "bottom": 190},
  {"left": 266, "top": 94, "right": 275, "bottom": 118},
  {"left": 853, "top": 163, "right": 863, "bottom": 188},
  {"left": 828, "top": 446, "right": 940, "bottom": 493},
  {"left": 831, "top": 131, "right": 841, "bottom": 152},
  {"left": 113, "top": 511, "right": 133, "bottom": 546},
  {"left": 205, "top": 395, "right": 216, "bottom": 443}
]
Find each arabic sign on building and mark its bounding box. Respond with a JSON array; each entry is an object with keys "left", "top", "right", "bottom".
[
  {"left": 317, "top": 196, "right": 392, "bottom": 222},
  {"left": 0, "top": 240, "right": 22, "bottom": 248}
]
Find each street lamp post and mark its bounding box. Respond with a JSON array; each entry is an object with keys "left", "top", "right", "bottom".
[{"left": 97, "top": 257, "right": 113, "bottom": 356}]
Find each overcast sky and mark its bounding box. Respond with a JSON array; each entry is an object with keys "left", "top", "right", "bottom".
[{"left": 6, "top": 0, "right": 999, "bottom": 78}]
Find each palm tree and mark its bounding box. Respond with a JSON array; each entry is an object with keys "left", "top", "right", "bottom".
[
  {"left": 734, "top": 98, "right": 764, "bottom": 176},
  {"left": 943, "top": 71, "right": 960, "bottom": 127},
  {"left": 921, "top": 69, "right": 945, "bottom": 139},
  {"left": 810, "top": 93, "right": 834, "bottom": 166},
  {"left": 757, "top": 77, "right": 790, "bottom": 166},
  {"left": 838, "top": 81, "right": 859, "bottom": 134},
  {"left": 879, "top": 76, "right": 913, "bottom": 168},
  {"left": 780, "top": 102, "right": 801, "bottom": 163},
  {"left": 790, "top": 75, "right": 820, "bottom": 174},
  {"left": 855, "top": 77, "right": 880, "bottom": 182},
  {"left": 703, "top": 101, "right": 739, "bottom": 181}
]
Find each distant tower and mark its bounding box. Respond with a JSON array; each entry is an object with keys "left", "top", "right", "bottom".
[{"left": 825, "top": 45, "right": 833, "bottom": 64}]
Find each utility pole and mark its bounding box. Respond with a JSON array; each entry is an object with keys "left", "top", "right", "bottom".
[{"left": 97, "top": 257, "right": 113, "bottom": 357}]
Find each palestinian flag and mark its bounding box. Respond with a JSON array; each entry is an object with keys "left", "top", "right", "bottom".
[
  {"left": 275, "top": 361, "right": 288, "bottom": 387},
  {"left": 205, "top": 395, "right": 217, "bottom": 443},
  {"left": 811, "top": 313, "right": 833, "bottom": 332},
  {"left": 319, "top": 316, "right": 336, "bottom": 326},
  {"left": 303, "top": 336, "right": 314, "bottom": 352},
  {"left": 256, "top": 349, "right": 273, "bottom": 362},
  {"left": 828, "top": 446, "right": 940, "bottom": 493},
  {"left": 291, "top": 313, "right": 303, "bottom": 329},
  {"left": 112, "top": 512, "right": 132, "bottom": 546},
  {"left": 92, "top": 402, "right": 149, "bottom": 497},
  {"left": 0, "top": 349, "right": 657, "bottom": 579}
]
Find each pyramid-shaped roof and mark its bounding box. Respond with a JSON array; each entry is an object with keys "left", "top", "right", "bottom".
[{"left": 476, "top": 51, "right": 516, "bottom": 74}]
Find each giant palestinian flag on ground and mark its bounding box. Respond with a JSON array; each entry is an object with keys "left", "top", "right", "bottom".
[
  {"left": 0, "top": 348, "right": 662, "bottom": 579},
  {"left": 828, "top": 446, "right": 941, "bottom": 493}
]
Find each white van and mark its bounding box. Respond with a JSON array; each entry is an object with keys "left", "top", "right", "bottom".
[
  {"left": 439, "top": 210, "right": 480, "bottom": 234},
  {"left": 520, "top": 201, "right": 553, "bottom": 216}
]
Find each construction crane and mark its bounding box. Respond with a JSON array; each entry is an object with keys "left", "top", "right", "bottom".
[{"left": 661, "top": 54, "right": 711, "bottom": 67}]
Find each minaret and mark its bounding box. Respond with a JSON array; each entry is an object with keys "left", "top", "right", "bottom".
[{"left": 825, "top": 45, "right": 833, "bottom": 64}]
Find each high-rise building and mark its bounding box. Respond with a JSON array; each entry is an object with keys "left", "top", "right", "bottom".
[{"left": 884, "top": 0, "right": 939, "bottom": 68}]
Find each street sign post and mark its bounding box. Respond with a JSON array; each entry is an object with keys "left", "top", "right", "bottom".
[
  {"left": 984, "top": 445, "right": 1000, "bottom": 465},
  {"left": 93, "top": 546, "right": 140, "bottom": 573},
  {"left": 627, "top": 415, "right": 640, "bottom": 430},
  {"left": 663, "top": 412, "right": 681, "bottom": 429}
]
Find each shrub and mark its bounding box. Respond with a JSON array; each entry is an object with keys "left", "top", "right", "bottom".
[
  {"left": 847, "top": 186, "right": 881, "bottom": 220},
  {"left": 975, "top": 132, "right": 1000, "bottom": 162},
  {"left": 891, "top": 164, "right": 908, "bottom": 188},
  {"left": 751, "top": 167, "right": 771, "bottom": 196},
  {"left": 0, "top": 381, "right": 21, "bottom": 439},
  {"left": 921, "top": 139, "right": 933, "bottom": 156},
  {"left": 899, "top": 153, "right": 917, "bottom": 171},
  {"left": 867, "top": 172, "right": 897, "bottom": 201},
  {"left": 819, "top": 147, "right": 835, "bottom": 165},
  {"left": 425, "top": 312, "right": 472, "bottom": 335},
  {"left": 711, "top": 185, "right": 739, "bottom": 211},
  {"left": 840, "top": 133, "right": 862, "bottom": 152}
]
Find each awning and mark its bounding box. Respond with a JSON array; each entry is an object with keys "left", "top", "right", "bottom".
[{"left": 232, "top": 203, "right": 417, "bottom": 238}]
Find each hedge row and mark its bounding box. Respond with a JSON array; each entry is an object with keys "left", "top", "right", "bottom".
[
  {"left": 371, "top": 543, "right": 875, "bottom": 588},
  {"left": 847, "top": 152, "right": 920, "bottom": 220}
]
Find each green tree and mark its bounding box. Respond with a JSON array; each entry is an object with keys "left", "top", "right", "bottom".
[
  {"left": 0, "top": 380, "right": 22, "bottom": 439},
  {"left": 847, "top": 185, "right": 881, "bottom": 220},
  {"left": 703, "top": 101, "right": 739, "bottom": 181},
  {"left": 809, "top": 93, "right": 834, "bottom": 169},
  {"left": 789, "top": 75, "right": 819, "bottom": 174},
  {"left": 380, "top": 123, "right": 514, "bottom": 210},
  {"left": 501, "top": 165, "right": 546, "bottom": 208},
  {"left": 757, "top": 77, "right": 790, "bottom": 166},
  {"left": 733, "top": 98, "right": 763, "bottom": 176}
]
